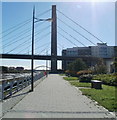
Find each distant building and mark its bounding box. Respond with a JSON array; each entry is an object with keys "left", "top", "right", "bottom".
[
  {"left": 91, "top": 43, "right": 114, "bottom": 58},
  {"left": 62, "top": 47, "right": 91, "bottom": 57},
  {"left": 9, "top": 67, "right": 15, "bottom": 71},
  {"left": 16, "top": 67, "right": 24, "bottom": 71},
  {"left": 62, "top": 43, "right": 116, "bottom": 72}
]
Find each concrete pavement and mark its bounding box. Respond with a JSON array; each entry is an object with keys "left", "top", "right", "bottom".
[{"left": 2, "top": 74, "right": 116, "bottom": 119}]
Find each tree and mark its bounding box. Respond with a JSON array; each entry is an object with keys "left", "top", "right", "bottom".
[
  {"left": 0, "top": 66, "right": 8, "bottom": 73},
  {"left": 67, "top": 59, "right": 87, "bottom": 72},
  {"left": 114, "top": 57, "right": 117, "bottom": 73},
  {"left": 91, "top": 58, "right": 107, "bottom": 74}
]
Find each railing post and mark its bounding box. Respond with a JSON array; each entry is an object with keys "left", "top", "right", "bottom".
[
  {"left": 2, "top": 81, "right": 5, "bottom": 100},
  {"left": 17, "top": 78, "right": 19, "bottom": 92},
  {"left": 10, "top": 80, "right": 13, "bottom": 97},
  {"left": 21, "top": 77, "right": 24, "bottom": 89}
]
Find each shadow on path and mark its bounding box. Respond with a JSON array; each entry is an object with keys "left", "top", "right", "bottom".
[{"left": 11, "top": 91, "right": 30, "bottom": 99}]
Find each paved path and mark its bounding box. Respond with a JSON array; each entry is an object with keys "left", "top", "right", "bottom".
[{"left": 2, "top": 74, "right": 115, "bottom": 118}]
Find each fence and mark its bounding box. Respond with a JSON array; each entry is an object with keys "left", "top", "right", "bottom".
[{"left": 0, "top": 72, "right": 45, "bottom": 100}]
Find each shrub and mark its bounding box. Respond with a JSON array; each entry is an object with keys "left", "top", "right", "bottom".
[
  {"left": 93, "top": 74, "right": 117, "bottom": 86},
  {"left": 79, "top": 74, "right": 93, "bottom": 83},
  {"left": 65, "top": 70, "right": 70, "bottom": 76},
  {"left": 77, "top": 70, "right": 92, "bottom": 76},
  {"left": 65, "top": 70, "right": 77, "bottom": 77},
  {"left": 67, "top": 59, "right": 87, "bottom": 73}
]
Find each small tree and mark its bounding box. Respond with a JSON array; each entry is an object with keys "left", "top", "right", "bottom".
[
  {"left": 67, "top": 59, "right": 87, "bottom": 76},
  {"left": 0, "top": 66, "right": 8, "bottom": 73},
  {"left": 91, "top": 58, "right": 107, "bottom": 74},
  {"left": 114, "top": 57, "right": 117, "bottom": 73}
]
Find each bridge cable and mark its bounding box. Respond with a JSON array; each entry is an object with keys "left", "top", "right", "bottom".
[
  {"left": 1, "top": 9, "right": 51, "bottom": 35},
  {"left": 6, "top": 38, "right": 31, "bottom": 54},
  {"left": 1, "top": 20, "right": 31, "bottom": 39},
  {"left": 58, "top": 18, "right": 96, "bottom": 46},
  {"left": 5, "top": 28, "right": 50, "bottom": 54},
  {"left": 17, "top": 32, "right": 51, "bottom": 54},
  {"left": 42, "top": 47, "right": 51, "bottom": 55},
  {"left": 58, "top": 32, "right": 78, "bottom": 47},
  {"left": 58, "top": 26, "right": 87, "bottom": 47},
  {"left": 22, "top": 33, "right": 51, "bottom": 55},
  {"left": 36, "top": 44, "right": 51, "bottom": 55},
  {"left": 57, "top": 9, "right": 103, "bottom": 43},
  {"left": 1, "top": 9, "right": 51, "bottom": 41},
  {"left": 3, "top": 25, "right": 51, "bottom": 49},
  {"left": 3, "top": 21, "right": 45, "bottom": 46}
]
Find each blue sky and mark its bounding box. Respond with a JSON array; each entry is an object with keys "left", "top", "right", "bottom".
[{"left": 1, "top": 1, "right": 115, "bottom": 69}]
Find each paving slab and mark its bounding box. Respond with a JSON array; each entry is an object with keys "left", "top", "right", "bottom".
[{"left": 2, "top": 74, "right": 116, "bottom": 119}]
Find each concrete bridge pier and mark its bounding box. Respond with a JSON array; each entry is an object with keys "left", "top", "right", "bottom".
[{"left": 51, "top": 5, "right": 57, "bottom": 73}]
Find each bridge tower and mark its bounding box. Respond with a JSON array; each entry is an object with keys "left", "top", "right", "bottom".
[{"left": 51, "top": 5, "right": 57, "bottom": 73}]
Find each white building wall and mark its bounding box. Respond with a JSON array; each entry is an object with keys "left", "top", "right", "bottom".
[
  {"left": 91, "top": 43, "right": 114, "bottom": 58},
  {"left": 64, "top": 43, "right": 114, "bottom": 58}
]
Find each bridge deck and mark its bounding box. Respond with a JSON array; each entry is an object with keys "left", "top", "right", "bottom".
[{"left": 1, "top": 54, "right": 113, "bottom": 60}]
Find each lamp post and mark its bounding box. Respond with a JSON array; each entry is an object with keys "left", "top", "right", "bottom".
[
  {"left": 46, "top": 50, "right": 48, "bottom": 77},
  {"left": 30, "top": 6, "right": 35, "bottom": 92},
  {"left": 30, "top": 6, "right": 52, "bottom": 92}
]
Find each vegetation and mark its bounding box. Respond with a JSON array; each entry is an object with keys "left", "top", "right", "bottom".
[
  {"left": 66, "top": 59, "right": 87, "bottom": 76},
  {"left": 70, "top": 81, "right": 91, "bottom": 87},
  {"left": 63, "top": 77, "right": 78, "bottom": 81},
  {"left": 59, "top": 74, "right": 65, "bottom": 76},
  {"left": 63, "top": 76, "right": 116, "bottom": 112},
  {"left": 80, "top": 85, "right": 117, "bottom": 112},
  {"left": 0, "top": 66, "right": 30, "bottom": 73},
  {"left": 63, "top": 57, "right": 116, "bottom": 112},
  {"left": 88, "top": 59, "right": 107, "bottom": 74},
  {"left": 93, "top": 74, "right": 116, "bottom": 86},
  {"left": 79, "top": 74, "right": 92, "bottom": 83},
  {"left": 0, "top": 66, "right": 8, "bottom": 73},
  {"left": 114, "top": 57, "right": 117, "bottom": 73},
  {"left": 77, "top": 70, "right": 92, "bottom": 76}
]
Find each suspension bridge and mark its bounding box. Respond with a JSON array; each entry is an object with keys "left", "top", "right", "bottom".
[{"left": 1, "top": 5, "right": 105, "bottom": 73}]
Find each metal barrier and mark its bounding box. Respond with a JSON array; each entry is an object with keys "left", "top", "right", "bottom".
[{"left": 0, "top": 72, "right": 44, "bottom": 100}]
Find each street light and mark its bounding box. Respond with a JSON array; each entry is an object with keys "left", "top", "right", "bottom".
[
  {"left": 35, "top": 18, "right": 53, "bottom": 22},
  {"left": 46, "top": 50, "right": 48, "bottom": 77},
  {"left": 30, "top": 6, "right": 52, "bottom": 92}
]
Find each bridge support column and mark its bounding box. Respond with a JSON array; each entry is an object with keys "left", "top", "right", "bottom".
[{"left": 51, "top": 5, "right": 57, "bottom": 73}]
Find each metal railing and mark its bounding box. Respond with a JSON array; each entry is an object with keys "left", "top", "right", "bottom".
[{"left": 0, "top": 72, "right": 44, "bottom": 100}]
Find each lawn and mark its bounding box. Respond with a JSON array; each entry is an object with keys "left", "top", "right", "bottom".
[
  {"left": 70, "top": 81, "right": 91, "bottom": 87},
  {"left": 59, "top": 74, "right": 65, "bottom": 76},
  {"left": 63, "top": 76, "right": 117, "bottom": 112},
  {"left": 63, "top": 77, "right": 78, "bottom": 81},
  {"left": 63, "top": 76, "right": 91, "bottom": 87},
  {"left": 80, "top": 85, "right": 117, "bottom": 112}
]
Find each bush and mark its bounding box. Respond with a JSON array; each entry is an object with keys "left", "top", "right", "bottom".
[
  {"left": 77, "top": 70, "right": 92, "bottom": 76},
  {"left": 65, "top": 70, "right": 70, "bottom": 76},
  {"left": 93, "top": 74, "right": 117, "bottom": 86},
  {"left": 65, "top": 70, "right": 77, "bottom": 77},
  {"left": 67, "top": 59, "right": 87, "bottom": 73},
  {"left": 79, "top": 74, "right": 93, "bottom": 83}
]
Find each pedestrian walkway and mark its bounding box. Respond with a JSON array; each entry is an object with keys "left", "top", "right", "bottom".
[{"left": 2, "top": 74, "right": 115, "bottom": 118}]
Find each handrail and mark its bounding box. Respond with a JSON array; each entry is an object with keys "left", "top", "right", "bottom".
[{"left": 0, "top": 72, "right": 45, "bottom": 100}]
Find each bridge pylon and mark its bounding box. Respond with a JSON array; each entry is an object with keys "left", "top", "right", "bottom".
[{"left": 51, "top": 5, "right": 57, "bottom": 73}]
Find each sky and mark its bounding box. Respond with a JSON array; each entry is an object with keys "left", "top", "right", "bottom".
[{"left": 0, "top": 1, "right": 116, "bottom": 70}]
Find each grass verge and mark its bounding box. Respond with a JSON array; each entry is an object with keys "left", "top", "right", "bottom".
[
  {"left": 59, "top": 74, "right": 65, "bottom": 76},
  {"left": 80, "top": 85, "right": 117, "bottom": 112},
  {"left": 63, "top": 77, "right": 78, "bottom": 81},
  {"left": 70, "top": 81, "right": 91, "bottom": 87},
  {"left": 63, "top": 76, "right": 116, "bottom": 112}
]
